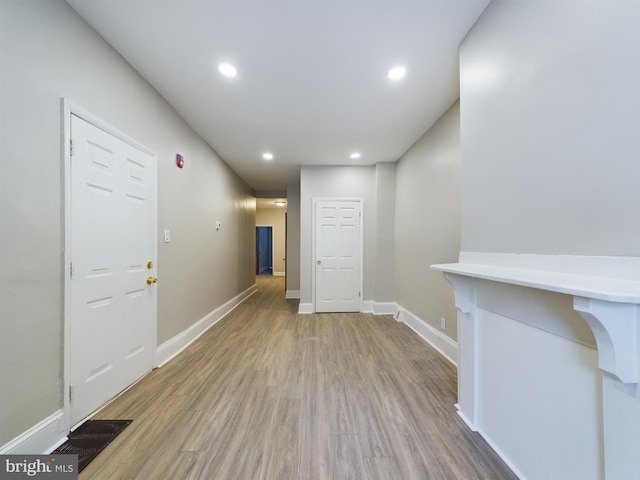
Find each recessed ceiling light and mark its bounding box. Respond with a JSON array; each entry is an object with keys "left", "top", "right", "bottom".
[
  {"left": 388, "top": 66, "right": 406, "bottom": 81},
  {"left": 350, "top": 152, "right": 361, "bottom": 159},
  {"left": 218, "top": 62, "right": 237, "bottom": 78},
  {"left": 274, "top": 201, "right": 286, "bottom": 207},
  {"left": 262, "top": 152, "right": 274, "bottom": 161}
]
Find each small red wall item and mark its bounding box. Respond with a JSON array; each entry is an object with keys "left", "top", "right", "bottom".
[{"left": 176, "top": 154, "right": 184, "bottom": 168}]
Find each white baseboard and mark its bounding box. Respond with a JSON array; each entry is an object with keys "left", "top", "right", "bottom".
[
  {"left": 300, "top": 301, "right": 397, "bottom": 315},
  {"left": 0, "top": 410, "right": 67, "bottom": 454},
  {"left": 156, "top": 284, "right": 257, "bottom": 367},
  {"left": 285, "top": 289, "right": 300, "bottom": 299},
  {"left": 373, "top": 302, "right": 397, "bottom": 315},
  {"left": 397, "top": 306, "right": 458, "bottom": 366},
  {"left": 455, "top": 404, "right": 477, "bottom": 432},
  {"left": 273, "top": 271, "right": 285, "bottom": 277},
  {"left": 361, "top": 301, "right": 398, "bottom": 316},
  {"left": 362, "top": 300, "right": 374, "bottom": 313},
  {"left": 298, "top": 303, "right": 313, "bottom": 314}
]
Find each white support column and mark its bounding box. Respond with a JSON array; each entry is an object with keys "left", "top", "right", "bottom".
[
  {"left": 573, "top": 298, "right": 640, "bottom": 480},
  {"left": 443, "top": 273, "right": 478, "bottom": 430}
]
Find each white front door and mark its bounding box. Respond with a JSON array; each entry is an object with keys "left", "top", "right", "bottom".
[
  {"left": 69, "top": 114, "right": 156, "bottom": 424},
  {"left": 314, "top": 200, "right": 362, "bottom": 313}
]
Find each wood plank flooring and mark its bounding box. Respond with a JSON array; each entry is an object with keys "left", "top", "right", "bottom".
[{"left": 81, "top": 275, "right": 517, "bottom": 480}]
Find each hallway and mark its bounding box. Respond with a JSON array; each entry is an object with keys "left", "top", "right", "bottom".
[{"left": 80, "top": 275, "right": 516, "bottom": 479}]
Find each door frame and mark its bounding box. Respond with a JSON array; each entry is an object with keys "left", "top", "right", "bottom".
[
  {"left": 255, "top": 225, "right": 274, "bottom": 274},
  {"left": 311, "top": 197, "right": 364, "bottom": 313},
  {"left": 62, "top": 98, "right": 158, "bottom": 430}
]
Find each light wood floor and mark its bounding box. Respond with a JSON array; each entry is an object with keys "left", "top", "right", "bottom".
[{"left": 81, "top": 275, "right": 516, "bottom": 480}]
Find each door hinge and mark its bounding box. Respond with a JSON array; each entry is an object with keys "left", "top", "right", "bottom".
[
  {"left": 70, "top": 139, "right": 74, "bottom": 156},
  {"left": 69, "top": 385, "right": 73, "bottom": 403},
  {"left": 359, "top": 291, "right": 361, "bottom": 298},
  {"left": 70, "top": 262, "right": 73, "bottom": 278}
]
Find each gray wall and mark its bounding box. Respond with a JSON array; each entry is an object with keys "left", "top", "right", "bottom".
[
  {"left": 286, "top": 183, "right": 301, "bottom": 294},
  {"left": 394, "top": 102, "right": 461, "bottom": 340},
  {"left": 300, "top": 166, "right": 377, "bottom": 305},
  {"left": 460, "top": 0, "right": 640, "bottom": 256},
  {"left": 374, "top": 163, "right": 396, "bottom": 303},
  {"left": 299, "top": 164, "right": 397, "bottom": 308},
  {"left": 0, "top": 0, "right": 255, "bottom": 446}
]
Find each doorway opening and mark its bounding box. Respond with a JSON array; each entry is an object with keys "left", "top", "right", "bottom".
[{"left": 256, "top": 226, "right": 273, "bottom": 275}]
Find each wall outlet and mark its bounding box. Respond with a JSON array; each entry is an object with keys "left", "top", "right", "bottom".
[{"left": 440, "top": 317, "right": 446, "bottom": 331}]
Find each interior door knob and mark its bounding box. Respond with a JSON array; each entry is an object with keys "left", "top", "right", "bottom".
[
  {"left": 146, "top": 276, "right": 158, "bottom": 285},
  {"left": 316, "top": 260, "right": 322, "bottom": 265}
]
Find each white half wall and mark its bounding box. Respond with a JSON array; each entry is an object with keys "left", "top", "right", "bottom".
[{"left": 476, "top": 306, "right": 601, "bottom": 480}]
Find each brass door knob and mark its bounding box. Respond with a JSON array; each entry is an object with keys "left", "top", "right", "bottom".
[
  {"left": 316, "top": 260, "right": 322, "bottom": 265},
  {"left": 146, "top": 276, "right": 158, "bottom": 285}
]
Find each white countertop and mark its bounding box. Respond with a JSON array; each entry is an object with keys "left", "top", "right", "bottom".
[{"left": 431, "top": 262, "right": 640, "bottom": 304}]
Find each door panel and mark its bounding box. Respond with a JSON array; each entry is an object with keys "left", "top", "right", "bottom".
[
  {"left": 314, "top": 200, "right": 362, "bottom": 312},
  {"left": 70, "top": 115, "right": 156, "bottom": 424}
]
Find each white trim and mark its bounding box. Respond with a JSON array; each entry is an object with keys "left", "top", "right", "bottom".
[
  {"left": 434, "top": 252, "right": 640, "bottom": 303},
  {"left": 361, "top": 300, "right": 375, "bottom": 313},
  {"left": 285, "top": 289, "right": 300, "bottom": 299},
  {"left": 156, "top": 284, "right": 257, "bottom": 367},
  {"left": 62, "top": 99, "right": 155, "bottom": 155},
  {"left": 62, "top": 98, "right": 158, "bottom": 433},
  {"left": 373, "top": 302, "right": 398, "bottom": 315},
  {"left": 361, "top": 301, "right": 397, "bottom": 315},
  {"left": 273, "top": 271, "right": 286, "bottom": 277},
  {"left": 0, "top": 410, "right": 67, "bottom": 455},
  {"left": 455, "top": 405, "right": 477, "bottom": 432},
  {"left": 298, "top": 303, "right": 313, "bottom": 314},
  {"left": 435, "top": 252, "right": 640, "bottom": 383},
  {"left": 311, "top": 198, "right": 364, "bottom": 313},
  {"left": 397, "top": 307, "right": 458, "bottom": 366}
]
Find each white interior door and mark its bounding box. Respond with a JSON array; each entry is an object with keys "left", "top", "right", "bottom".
[
  {"left": 69, "top": 114, "right": 156, "bottom": 424},
  {"left": 314, "top": 200, "right": 362, "bottom": 313}
]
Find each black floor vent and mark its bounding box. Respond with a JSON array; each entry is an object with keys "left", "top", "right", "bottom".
[{"left": 53, "top": 419, "right": 132, "bottom": 473}]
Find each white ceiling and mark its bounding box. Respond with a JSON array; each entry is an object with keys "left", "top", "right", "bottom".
[{"left": 65, "top": 0, "right": 489, "bottom": 193}]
